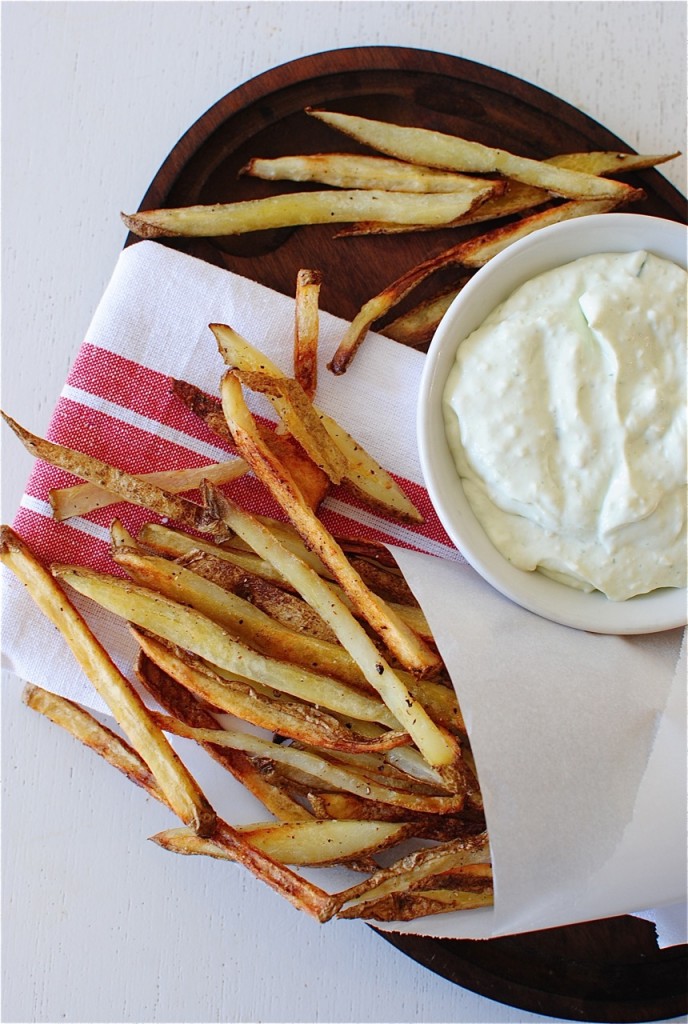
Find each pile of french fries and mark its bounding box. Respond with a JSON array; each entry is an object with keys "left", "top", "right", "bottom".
[
  {"left": 2, "top": 274, "right": 491, "bottom": 924},
  {"left": 122, "top": 107, "right": 678, "bottom": 371}
]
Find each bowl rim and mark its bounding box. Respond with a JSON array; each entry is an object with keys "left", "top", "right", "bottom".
[{"left": 416, "top": 213, "right": 688, "bottom": 635}]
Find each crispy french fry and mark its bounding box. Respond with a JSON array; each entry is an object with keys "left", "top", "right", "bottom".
[
  {"left": 142, "top": 523, "right": 293, "bottom": 582},
  {"left": 410, "top": 862, "right": 493, "bottom": 892},
  {"left": 168, "top": 377, "right": 330, "bottom": 511},
  {"left": 306, "top": 109, "right": 643, "bottom": 201},
  {"left": 330, "top": 833, "right": 490, "bottom": 914},
  {"left": 134, "top": 649, "right": 313, "bottom": 822},
  {"left": 241, "top": 152, "right": 505, "bottom": 194},
  {"left": 176, "top": 548, "right": 340, "bottom": 643},
  {"left": 22, "top": 683, "right": 168, "bottom": 803},
  {"left": 1, "top": 412, "right": 226, "bottom": 539},
  {"left": 121, "top": 184, "right": 502, "bottom": 239},
  {"left": 381, "top": 287, "right": 462, "bottom": 347},
  {"left": 153, "top": 713, "right": 464, "bottom": 815},
  {"left": 454, "top": 197, "right": 623, "bottom": 267},
  {"left": 308, "top": 791, "right": 485, "bottom": 841},
  {"left": 50, "top": 459, "right": 248, "bottom": 521},
  {"left": 218, "top": 376, "right": 441, "bottom": 679},
  {"left": 336, "top": 887, "right": 493, "bottom": 920},
  {"left": 1, "top": 526, "right": 216, "bottom": 836},
  {"left": 138, "top": 522, "right": 434, "bottom": 639},
  {"left": 328, "top": 197, "right": 623, "bottom": 374},
  {"left": 311, "top": 747, "right": 451, "bottom": 796},
  {"left": 234, "top": 370, "right": 348, "bottom": 485},
  {"left": 155, "top": 818, "right": 412, "bottom": 867},
  {"left": 112, "top": 528, "right": 384, "bottom": 690},
  {"left": 226, "top": 519, "right": 335, "bottom": 578},
  {"left": 178, "top": 816, "right": 336, "bottom": 920},
  {"left": 51, "top": 563, "right": 401, "bottom": 726},
  {"left": 336, "top": 150, "right": 665, "bottom": 236},
  {"left": 24, "top": 654, "right": 335, "bottom": 919},
  {"left": 201, "top": 481, "right": 458, "bottom": 772},
  {"left": 238, "top": 818, "right": 410, "bottom": 865},
  {"left": 210, "top": 323, "right": 423, "bottom": 523},
  {"left": 345, "top": 554, "right": 417, "bottom": 606},
  {"left": 134, "top": 630, "right": 409, "bottom": 754},
  {"left": 294, "top": 268, "right": 321, "bottom": 400}
]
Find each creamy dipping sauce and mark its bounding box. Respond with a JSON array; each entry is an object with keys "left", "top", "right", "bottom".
[{"left": 443, "top": 250, "right": 687, "bottom": 601}]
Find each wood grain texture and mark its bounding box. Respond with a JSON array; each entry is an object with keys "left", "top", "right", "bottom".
[
  {"left": 2, "top": 4, "right": 686, "bottom": 1023},
  {"left": 125, "top": 45, "right": 685, "bottom": 327}
]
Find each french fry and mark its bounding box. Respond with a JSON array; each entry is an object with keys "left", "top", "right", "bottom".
[
  {"left": 178, "top": 816, "right": 337, "bottom": 921},
  {"left": 51, "top": 563, "right": 401, "bottom": 726},
  {"left": 410, "top": 862, "right": 493, "bottom": 892},
  {"left": 294, "top": 268, "right": 321, "bottom": 400},
  {"left": 1, "top": 412, "right": 226, "bottom": 539},
  {"left": 334, "top": 534, "right": 405, "bottom": 569},
  {"left": 308, "top": 792, "right": 485, "bottom": 841},
  {"left": 232, "top": 514, "right": 425, "bottom": 598},
  {"left": 241, "top": 152, "right": 505, "bottom": 194},
  {"left": 336, "top": 150, "right": 666, "bottom": 236},
  {"left": 133, "top": 629, "right": 409, "bottom": 754},
  {"left": 112, "top": 527, "right": 386, "bottom": 691},
  {"left": 21, "top": 653, "right": 335, "bottom": 919},
  {"left": 330, "top": 833, "right": 490, "bottom": 914},
  {"left": 306, "top": 109, "right": 643, "bottom": 201},
  {"left": 168, "top": 377, "right": 330, "bottom": 511},
  {"left": 49, "top": 458, "right": 248, "bottom": 521},
  {"left": 175, "top": 548, "right": 340, "bottom": 644},
  {"left": 140, "top": 523, "right": 293, "bottom": 583},
  {"left": 153, "top": 818, "right": 412, "bottom": 867},
  {"left": 346, "top": 553, "right": 418, "bottom": 606},
  {"left": 201, "top": 481, "right": 458, "bottom": 772},
  {"left": 454, "top": 197, "right": 623, "bottom": 267},
  {"left": 233, "top": 370, "right": 348, "bottom": 485},
  {"left": 134, "top": 649, "right": 314, "bottom": 822},
  {"left": 226, "top": 519, "right": 336, "bottom": 578},
  {"left": 152, "top": 713, "right": 465, "bottom": 815},
  {"left": 191, "top": 576, "right": 448, "bottom": 739},
  {"left": 337, "top": 888, "right": 493, "bottom": 920},
  {"left": 121, "top": 183, "right": 503, "bottom": 239},
  {"left": 22, "top": 683, "right": 168, "bottom": 804},
  {"left": 310, "top": 747, "right": 451, "bottom": 795},
  {"left": 1, "top": 526, "right": 216, "bottom": 836},
  {"left": 210, "top": 323, "right": 424, "bottom": 523},
  {"left": 138, "top": 524, "right": 434, "bottom": 639},
  {"left": 30, "top": 670, "right": 336, "bottom": 849},
  {"left": 238, "top": 818, "right": 410, "bottom": 866},
  {"left": 381, "top": 287, "right": 463, "bottom": 347},
  {"left": 218, "top": 375, "right": 441, "bottom": 680},
  {"left": 328, "top": 197, "right": 622, "bottom": 374}
]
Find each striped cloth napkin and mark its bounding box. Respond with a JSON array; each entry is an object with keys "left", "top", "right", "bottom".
[
  {"left": 5, "top": 240, "right": 461, "bottom": 710},
  {"left": 3, "top": 240, "right": 685, "bottom": 944}
]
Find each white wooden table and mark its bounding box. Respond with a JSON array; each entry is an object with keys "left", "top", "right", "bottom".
[{"left": 2, "top": 4, "right": 686, "bottom": 1022}]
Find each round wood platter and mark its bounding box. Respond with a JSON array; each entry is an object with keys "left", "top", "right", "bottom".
[{"left": 127, "top": 46, "right": 688, "bottom": 1024}]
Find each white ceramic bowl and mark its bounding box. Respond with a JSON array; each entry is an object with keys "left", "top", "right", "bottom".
[{"left": 417, "top": 213, "right": 687, "bottom": 634}]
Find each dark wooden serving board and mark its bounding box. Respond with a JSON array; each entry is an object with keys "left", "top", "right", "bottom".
[{"left": 127, "top": 46, "right": 687, "bottom": 1023}]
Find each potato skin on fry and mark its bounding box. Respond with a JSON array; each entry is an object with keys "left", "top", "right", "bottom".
[
  {"left": 22, "top": 683, "right": 168, "bottom": 804},
  {"left": 121, "top": 185, "right": 501, "bottom": 238},
  {"left": 242, "top": 152, "right": 503, "bottom": 194},
  {"left": 306, "top": 108, "right": 643, "bottom": 201}
]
